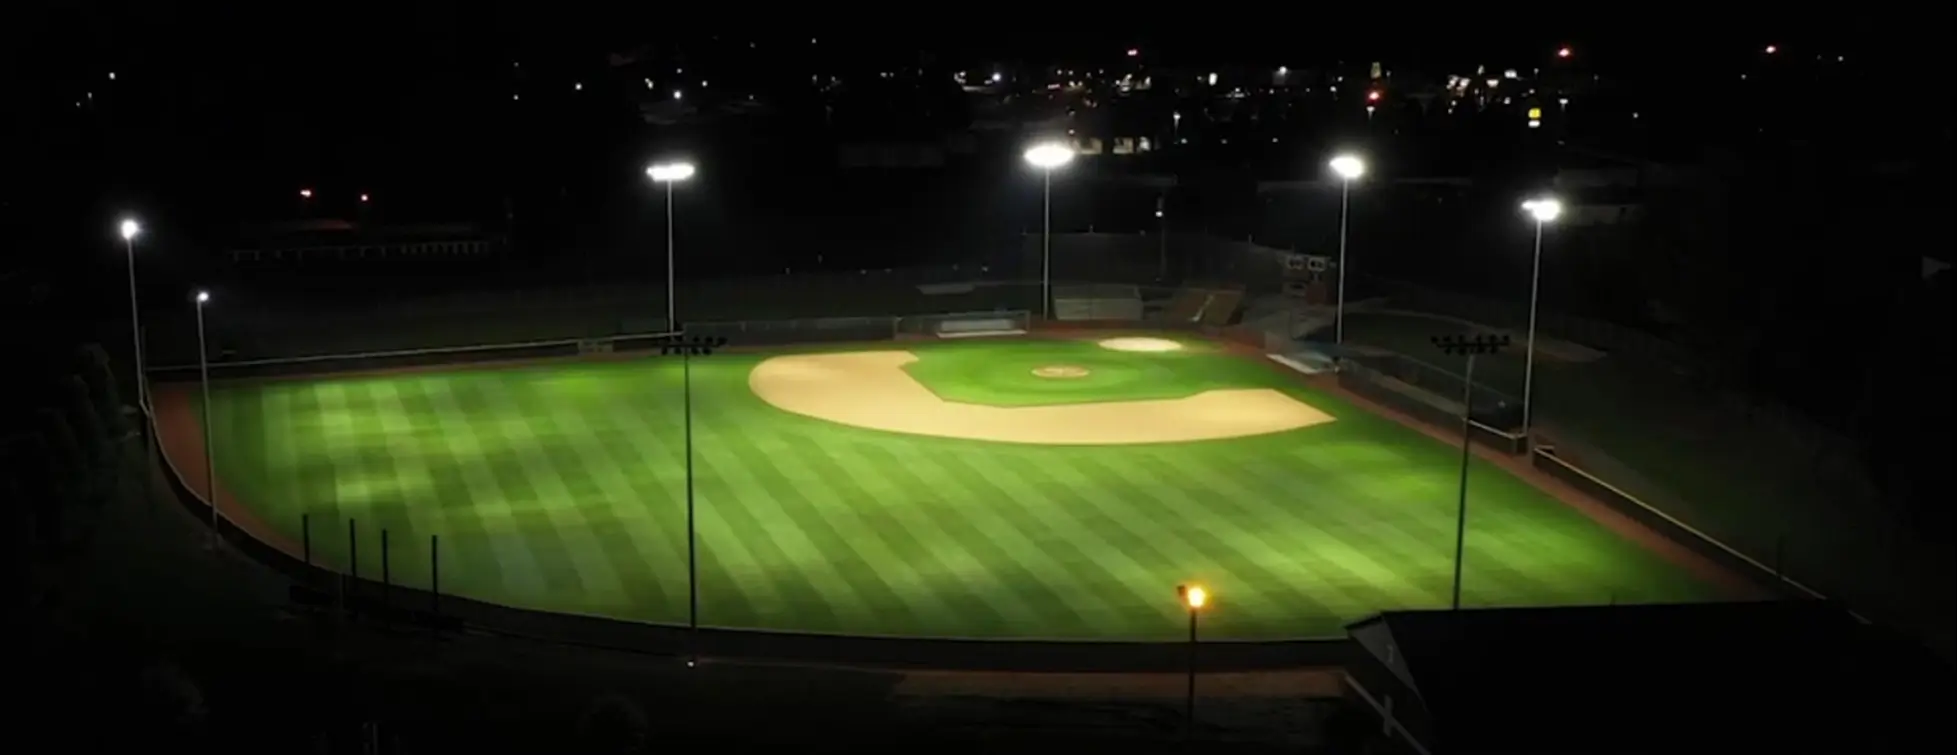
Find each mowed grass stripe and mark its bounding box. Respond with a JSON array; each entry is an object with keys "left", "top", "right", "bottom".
[
  {"left": 1027, "top": 452, "right": 1305, "bottom": 634},
  {"left": 872, "top": 442, "right": 1111, "bottom": 634},
  {"left": 1240, "top": 446, "right": 1451, "bottom": 608},
  {"left": 733, "top": 431, "right": 958, "bottom": 633},
  {"left": 1109, "top": 449, "right": 1358, "bottom": 627},
  {"left": 931, "top": 451, "right": 1142, "bottom": 633},
  {"left": 1142, "top": 442, "right": 1393, "bottom": 614},
  {"left": 611, "top": 400, "right": 780, "bottom": 629},
  {"left": 541, "top": 399, "right": 677, "bottom": 618},
  {"left": 458, "top": 378, "right": 614, "bottom": 602},
  {"left": 419, "top": 377, "right": 547, "bottom": 597},
  {"left": 312, "top": 382, "right": 394, "bottom": 577},
  {"left": 692, "top": 416, "right": 879, "bottom": 631},
  {"left": 394, "top": 379, "right": 510, "bottom": 597},
  {"left": 283, "top": 384, "right": 351, "bottom": 569},
  {"left": 800, "top": 440, "right": 1031, "bottom": 635},
  {"left": 849, "top": 442, "right": 1094, "bottom": 635},
  {"left": 361, "top": 380, "right": 445, "bottom": 589},
  {"left": 486, "top": 378, "right": 638, "bottom": 609}
]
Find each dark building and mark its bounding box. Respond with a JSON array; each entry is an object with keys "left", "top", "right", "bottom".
[{"left": 1342, "top": 601, "right": 1953, "bottom": 754}]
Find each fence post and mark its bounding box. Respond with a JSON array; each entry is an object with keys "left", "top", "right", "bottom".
[
  {"left": 302, "top": 513, "right": 311, "bottom": 566},
  {"left": 430, "top": 534, "right": 440, "bottom": 614}
]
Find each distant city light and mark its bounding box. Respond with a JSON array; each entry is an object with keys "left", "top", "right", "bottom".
[
  {"left": 298, "top": 188, "right": 313, "bottom": 199},
  {"left": 1277, "top": 66, "right": 1288, "bottom": 75},
  {"left": 1127, "top": 48, "right": 1139, "bottom": 57},
  {"left": 673, "top": 90, "right": 683, "bottom": 100},
  {"left": 1527, "top": 107, "right": 1543, "bottom": 119},
  {"left": 991, "top": 72, "right": 1002, "bottom": 83},
  {"left": 1207, "top": 72, "right": 1218, "bottom": 85},
  {"left": 574, "top": 82, "right": 583, "bottom": 91},
  {"left": 1366, "top": 90, "right": 1381, "bottom": 102},
  {"left": 1764, "top": 44, "right": 1778, "bottom": 54},
  {"left": 1557, "top": 46, "right": 1572, "bottom": 58},
  {"left": 359, "top": 193, "right": 370, "bottom": 203},
  {"left": 107, "top": 71, "right": 116, "bottom": 80}
]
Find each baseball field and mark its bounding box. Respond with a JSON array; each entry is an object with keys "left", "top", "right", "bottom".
[{"left": 158, "top": 334, "right": 1724, "bottom": 640}]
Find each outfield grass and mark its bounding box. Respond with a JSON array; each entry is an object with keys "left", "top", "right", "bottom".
[{"left": 199, "top": 337, "right": 1717, "bottom": 640}]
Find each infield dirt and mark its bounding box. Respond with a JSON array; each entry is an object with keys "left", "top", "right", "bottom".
[{"left": 747, "top": 350, "right": 1334, "bottom": 445}]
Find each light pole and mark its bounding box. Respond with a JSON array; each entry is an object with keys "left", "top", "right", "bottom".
[
  {"left": 1328, "top": 155, "right": 1366, "bottom": 345},
  {"left": 1519, "top": 198, "right": 1562, "bottom": 442},
  {"left": 646, "top": 161, "right": 697, "bottom": 330},
  {"left": 1023, "top": 142, "right": 1074, "bottom": 320},
  {"left": 194, "top": 290, "right": 218, "bottom": 549},
  {"left": 119, "top": 218, "right": 156, "bottom": 502},
  {"left": 660, "top": 334, "right": 723, "bottom": 666},
  {"left": 1177, "top": 583, "right": 1208, "bottom": 737},
  {"left": 1432, "top": 334, "right": 1509, "bottom": 610}
]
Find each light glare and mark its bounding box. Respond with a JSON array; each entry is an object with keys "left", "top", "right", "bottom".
[
  {"left": 1023, "top": 142, "right": 1074, "bottom": 169},
  {"left": 118, "top": 219, "right": 140, "bottom": 240},
  {"left": 1182, "top": 585, "right": 1208, "bottom": 609},
  {"left": 1329, "top": 155, "right": 1366, "bottom": 180},
  {"left": 647, "top": 162, "right": 697, "bottom": 182},
  {"left": 1523, "top": 197, "right": 1563, "bottom": 223},
  {"left": 195, "top": 290, "right": 210, "bottom": 304}
]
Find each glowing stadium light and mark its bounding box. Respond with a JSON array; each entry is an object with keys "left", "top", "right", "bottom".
[
  {"left": 646, "top": 162, "right": 696, "bottom": 182},
  {"left": 1329, "top": 154, "right": 1366, "bottom": 180},
  {"left": 1181, "top": 584, "right": 1208, "bottom": 609},
  {"left": 1522, "top": 197, "right": 1564, "bottom": 223},
  {"left": 1022, "top": 142, "right": 1074, "bottom": 169},
  {"left": 119, "top": 218, "right": 140, "bottom": 240}
]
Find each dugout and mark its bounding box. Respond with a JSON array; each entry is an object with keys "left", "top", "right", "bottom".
[{"left": 1340, "top": 601, "right": 1953, "bottom": 754}]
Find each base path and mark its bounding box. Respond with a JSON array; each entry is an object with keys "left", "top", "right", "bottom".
[{"left": 748, "top": 351, "right": 1334, "bottom": 445}]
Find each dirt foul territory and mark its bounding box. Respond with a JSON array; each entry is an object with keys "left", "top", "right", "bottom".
[{"left": 748, "top": 351, "right": 1334, "bottom": 445}]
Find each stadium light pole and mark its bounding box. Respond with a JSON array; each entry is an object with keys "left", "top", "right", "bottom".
[
  {"left": 1023, "top": 142, "right": 1075, "bottom": 320},
  {"left": 195, "top": 290, "right": 218, "bottom": 549},
  {"left": 1177, "top": 583, "right": 1208, "bottom": 737},
  {"left": 647, "top": 161, "right": 696, "bottom": 329},
  {"left": 1519, "top": 197, "right": 1562, "bottom": 442},
  {"left": 1432, "top": 334, "right": 1509, "bottom": 610},
  {"left": 119, "top": 218, "right": 156, "bottom": 504},
  {"left": 1328, "top": 155, "right": 1366, "bottom": 345}
]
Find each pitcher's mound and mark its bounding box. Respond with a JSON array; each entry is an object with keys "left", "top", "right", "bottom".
[
  {"left": 1032, "top": 365, "right": 1091, "bottom": 379},
  {"left": 1098, "top": 337, "right": 1183, "bottom": 353}
]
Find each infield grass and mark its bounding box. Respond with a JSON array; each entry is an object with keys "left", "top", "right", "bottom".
[{"left": 198, "top": 337, "right": 1718, "bottom": 639}]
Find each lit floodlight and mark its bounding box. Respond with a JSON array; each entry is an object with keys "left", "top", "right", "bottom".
[
  {"left": 1180, "top": 584, "right": 1208, "bottom": 609},
  {"left": 647, "top": 162, "right": 697, "bottom": 182},
  {"left": 195, "top": 290, "right": 210, "bottom": 304},
  {"left": 119, "top": 218, "right": 140, "bottom": 240},
  {"left": 1329, "top": 155, "right": 1366, "bottom": 180},
  {"left": 1522, "top": 197, "right": 1563, "bottom": 223},
  {"left": 1023, "top": 142, "right": 1074, "bottom": 170}
]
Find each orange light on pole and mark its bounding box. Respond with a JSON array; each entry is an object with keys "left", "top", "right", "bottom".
[{"left": 1177, "top": 583, "right": 1207, "bottom": 734}]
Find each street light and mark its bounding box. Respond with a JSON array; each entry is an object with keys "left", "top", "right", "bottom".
[
  {"left": 1177, "top": 583, "right": 1209, "bottom": 736},
  {"left": 1023, "top": 142, "right": 1074, "bottom": 320},
  {"left": 194, "top": 289, "right": 218, "bottom": 549},
  {"left": 1519, "top": 197, "right": 1562, "bottom": 441},
  {"left": 1328, "top": 155, "right": 1366, "bottom": 345},
  {"left": 647, "top": 161, "right": 697, "bottom": 329}
]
